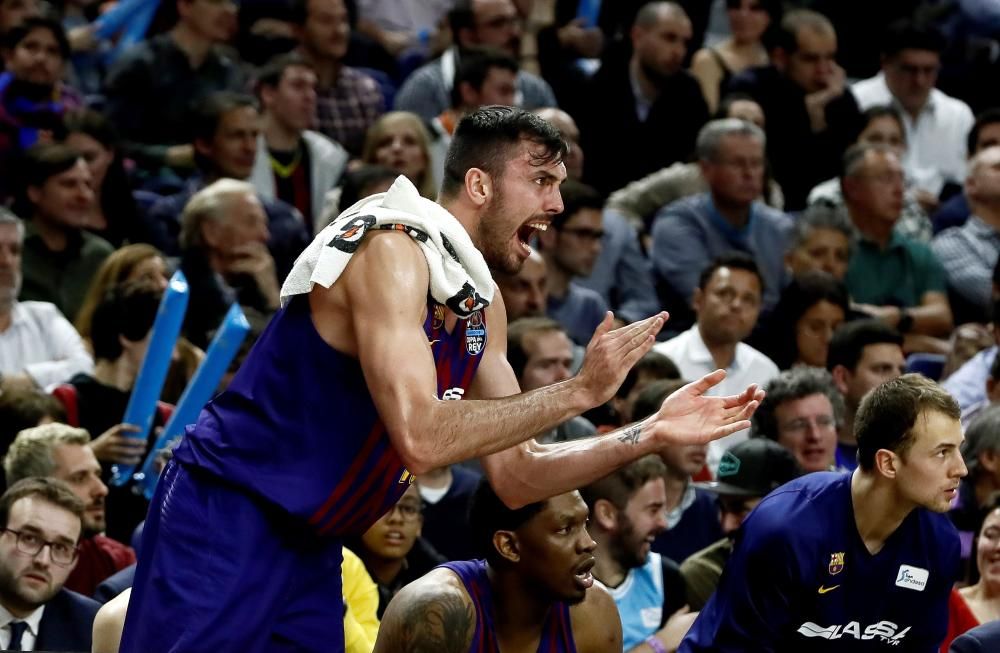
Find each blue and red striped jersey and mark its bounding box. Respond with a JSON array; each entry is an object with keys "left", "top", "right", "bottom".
[{"left": 173, "top": 294, "right": 487, "bottom": 536}]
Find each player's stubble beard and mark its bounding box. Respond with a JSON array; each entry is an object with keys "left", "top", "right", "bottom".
[{"left": 476, "top": 187, "right": 522, "bottom": 276}]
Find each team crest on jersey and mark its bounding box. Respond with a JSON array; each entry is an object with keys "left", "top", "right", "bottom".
[
  {"left": 328, "top": 215, "right": 376, "bottom": 253},
  {"left": 432, "top": 304, "right": 445, "bottom": 330},
  {"left": 828, "top": 552, "right": 845, "bottom": 576},
  {"left": 466, "top": 310, "right": 486, "bottom": 355}
]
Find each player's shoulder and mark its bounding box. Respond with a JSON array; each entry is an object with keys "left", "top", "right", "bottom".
[
  {"left": 376, "top": 567, "right": 476, "bottom": 652},
  {"left": 913, "top": 506, "right": 962, "bottom": 555},
  {"left": 743, "top": 473, "right": 850, "bottom": 542},
  {"left": 571, "top": 584, "right": 623, "bottom": 653}
]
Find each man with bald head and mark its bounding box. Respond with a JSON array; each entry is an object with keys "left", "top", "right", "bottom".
[
  {"left": 841, "top": 143, "right": 953, "bottom": 340},
  {"left": 581, "top": 1, "right": 709, "bottom": 194},
  {"left": 534, "top": 107, "right": 583, "bottom": 181},
  {"left": 933, "top": 145, "right": 1000, "bottom": 323},
  {"left": 395, "top": 0, "right": 556, "bottom": 122}
]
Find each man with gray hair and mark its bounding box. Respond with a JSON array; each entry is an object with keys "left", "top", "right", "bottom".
[
  {"left": 841, "top": 142, "right": 953, "bottom": 341},
  {"left": 752, "top": 367, "right": 844, "bottom": 473},
  {"left": 651, "top": 118, "right": 792, "bottom": 328},
  {"left": 0, "top": 209, "right": 92, "bottom": 388},
  {"left": 178, "top": 179, "right": 280, "bottom": 348},
  {"left": 580, "top": 1, "right": 709, "bottom": 194},
  {"left": 4, "top": 423, "right": 135, "bottom": 596},
  {"left": 783, "top": 203, "right": 852, "bottom": 282}
]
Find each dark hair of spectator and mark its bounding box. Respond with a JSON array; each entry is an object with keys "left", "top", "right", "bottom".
[
  {"left": 579, "top": 454, "right": 667, "bottom": 512},
  {"left": 0, "top": 478, "right": 84, "bottom": 534},
  {"left": 441, "top": 106, "right": 567, "bottom": 200},
  {"left": 450, "top": 48, "right": 519, "bottom": 110},
  {"left": 855, "top": 374, "right": 959, "bottom": 471},
  {"left": 289, "top": 0, "right": 358, "bottom": 26},
  {"left": 616, "top": 352, "right": 681, "bottom": 400},
  {"left": 826, "top": 319, "right": 903, "bottom": 373},
  {"left": 881, "top": 19, "right": 946, "bottom": 58},
  {"left": 697, "top": 252, "right": 764, "bottom": 292},
  {"left": 854, "top": 105, "right": 906, "bottom": 146},
  {"left": 338, "top": 164, "right": 399, "bottom": 214},
  {"left": 755, "top": 272, "right": 849, "bottom": 369},
  {"left": 470, "top": 478, "right": 545, "bottom": 565},
  {"left": 551, "top": 179, "right": 604, "bottom": 230},
  {"left": 506, "top": 316, "right": 565, "bottom": 380},
  {"left": 192, "top": 93, "right": 257, "bottom": 171},
  {"left": 0, "top": 381, "right": 65, "bottom": 468},
  {"left": 448, "top": 0, "right": 476, "bottom": 45},
  {"left": 968, "top": 108, "right": 1000, "bottom": 157},
  {"left": 256, "top": 52, "right": 314, "bottom": 95},
  {"left": 14, "top": 144, "right": 82, "bottom": 218},
  {"left": 769, "top": 9, "right": 833, "bottom": 56},
  {"left": 90, "top": 280, "right": 162, "bottom": 362},
  {"left": 4, "top": 16, "right": 70, "bottom": 60}
]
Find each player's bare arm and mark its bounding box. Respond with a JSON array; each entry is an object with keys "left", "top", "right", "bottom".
[
  {"left": 373, "top": 570, "right": 476, "bottom": 653},
  {"left": 312, "top": 230, "right": 668, "bottom": 475},
  {"left": 475, "top": 293, "right": 764, "bottom": 507},
  {"left": 569, "top": 583, "right": 624, "bottom": 653}
]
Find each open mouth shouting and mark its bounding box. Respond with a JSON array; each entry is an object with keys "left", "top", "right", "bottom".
[{"left": 515, "top": 217, "right": 550, "bottom": 256}]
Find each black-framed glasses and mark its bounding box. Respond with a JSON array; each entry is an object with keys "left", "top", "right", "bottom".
[{"left": 2, "top": 528, "right": 79, "bottom": 566}]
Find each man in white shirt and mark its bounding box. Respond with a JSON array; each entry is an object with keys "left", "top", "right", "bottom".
[
  {"left": 654, "top": 253, "right": 779, "bottom": 472},
  {"left": 851, "top": 19, "right": 974, "bottom": 203},
  {"left": 0, "top": 210, "right": 92, "bottom": 388}
]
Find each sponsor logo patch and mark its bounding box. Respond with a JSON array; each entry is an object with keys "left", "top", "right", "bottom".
[{"left": 895, "top": 565, "right": 928, "bottom": 592}]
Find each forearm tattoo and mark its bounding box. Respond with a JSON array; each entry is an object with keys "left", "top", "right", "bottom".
[
  {"left": 393, "top": 594, "right": 475, "bottom": 653},
  {"left": 618, "top": 424, "right": 642, "bottom": 445}
]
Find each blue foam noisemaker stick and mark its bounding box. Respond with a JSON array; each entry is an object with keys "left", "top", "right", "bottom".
[
  {"left": 93, "top": 0, "right": 152, "bottom": 38},
  {"left": 135, "top": 303, "right": 251, "bottom": 499},
  {"left": 109, "top": 271, "right": 189, "bottom": 487},
  {"left": 576, "top": 0, "right": 601, "bottom": 28}
]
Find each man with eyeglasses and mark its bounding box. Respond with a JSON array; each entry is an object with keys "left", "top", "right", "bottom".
[
  {"left": 651, "top": 119, "right": 792, "bottom": 332},
  {"left": 535, "top": 179, "right": 609, "bottom": 346},
  {"left": 752, "top": 367, "right": 844, "bottom": 473},
  {"left": 0, "top": 477, "right": 100, "bottom": 651},
  {"left": 851, "top": 19, "right": 973, "bottom": 208}
]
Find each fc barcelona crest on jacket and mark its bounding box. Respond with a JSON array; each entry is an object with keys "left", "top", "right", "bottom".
[{"left": 466, "top": 310, "right": 486, "bottom": 355}]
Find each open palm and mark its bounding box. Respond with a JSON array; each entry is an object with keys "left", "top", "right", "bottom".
[{"left": 655, "top": 370, "right": 764, "bottom": 446}]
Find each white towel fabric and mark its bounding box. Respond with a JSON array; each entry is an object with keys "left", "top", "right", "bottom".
[{"left": 280, "top": 175, "right": 495, "bottom": 317}]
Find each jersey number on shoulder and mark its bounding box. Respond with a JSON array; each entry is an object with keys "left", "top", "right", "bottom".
[{"left": 442, "top": 387, "right": 465, "bottom": 401}]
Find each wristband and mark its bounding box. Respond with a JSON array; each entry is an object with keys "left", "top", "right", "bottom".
[{"left": 645, "top": 635, "right": 668, "bottom": 653}]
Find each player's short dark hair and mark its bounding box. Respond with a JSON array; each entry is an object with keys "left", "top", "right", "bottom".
[
  {"left": 697, "top": 252, "right": 764, "bottom": 292},
  {"left": 580, "top": 455, "right": 667, "bottom": 513},
  {"left": 855, "top": 374, "right": 960, "bottom": 471},
  {"left": 551, "top": 180, "right": 604, "bottom": 230},
  {"left": 963, "top": 404, "right": 1000, "bottom": 482},
  {"left": 752, "top": 367, "right": 844, "bottom": 440},
  {"left": 616, "top": 352, "right": 681, "bottom": 400},
  {"left": 0, "top": 478, "right": 84, "bottom": 535},
  {"left": 506, "top": 317, "right": 565, "bottom": 380},
  {"left": 968, "top": 108, "right": 1000, "bottom": 157},
  {"left": 632, "top": 378, "right": 688, "bottom": 422},
  {"left": 881, "top": 19, "right": 945, "bottom": 58},
  {"left": 450, "top": 48, "right": 518, "bottom": 110},
  {"left": 90, "top": 280, "right": 162, "bottom": 362},
  {"left": 4, "top": 16, "right": 70, "bottom": 60},
  {"left": 470, "top": 478, "right": 545, "bottom": 565},
  {"left": 440, "top": 106, "right": 567, "bottom": 200},
  {"left": 256, "top": 52, "right": 314, "bottom": 95},
  {"left": 826, "top": 320, "right": 903, "bottom": 373},
  {"left": 771, "top": 9, "right": 834, "bottom": 56}
]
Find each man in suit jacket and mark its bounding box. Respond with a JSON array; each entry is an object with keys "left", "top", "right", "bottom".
[
  {"left": 951, "top": 621, "right": 1000, "bottom": 652},
  {"left": 0, "top": 477, "right": 100, "bottom": 651}
]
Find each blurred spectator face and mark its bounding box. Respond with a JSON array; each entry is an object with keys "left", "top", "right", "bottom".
[
  {"left": 631, "top": 9, "right": 691, "bottom": 82},
  {"left": 726, "top": 0, "right": 770, "bottom": 44},
  {"left": 795, "top": 299, "right": 845, "bottom": 368},
  {"left": 702, "top": 134, "right": 765, "bottom": 207},
  {"left": 461, "top": 66, "right": 517, "bottom": 108},
  {"left": 0, "top": 0, "right": 38, "bottom": 35},
  {"left": 51, "top": 443, "right": 108, "bottom": 536},
  {"left": 0, "top": 222, "right": 21, "bottom": 306},
  {"left": 975, "top": 123, "right": 1000, "bottom": 154},
  {"left": 534, "top": 108, "right": 583, "bottom": 181},
  {"left": 0, "top": 496, "right": 80, "bottom": 614},
  {"left": 857, "top": 115, "right": 906, "bottom": 159},
  {"left": 27, "top": 159, "right": 94, "bottom": 229},
  {"left": 966, "top": 146, "right": 1000, "bottom": 206},
  {"left": 198, "top": 105, "right": 261, "bottom": 180},
  {"left": 518, "top": 328, "right": 574, "bottom": 390},
  {"left": 178, "top": 0, "right": 237, "bottom": 44},
  {"left": 372, "top": 122, "right": 428, "bottom": 184},
  {"left": 694, "top": 266, "right": 762, "bottom": 346},
  {"left": 302, "top": 0, "right": 350, "bottom": 61},
  {"left": 263, "top": 64, "right": 318, "bottom": 134},
  {"left": 833, "top": 342, "right": 906, "bottom": 406},
  {"left": 883, "top": 49, "right": 940, "bottom": 116},
  {"left": 844, "top": 149, "right": 905, "bottom": 225},
  {"left": 469, "top": 0, "right": 521, "bottom": 57},
  {"left": 975, "top": 508, "right": 1000, "bottom": 588},
  {"left": 65, "top": 132, "right": 113, "bottom": 190},
  {"left": 784, "top": 227, "right": 850, "bottom": 281},
  {"left": 202, "top": 192, "right": 270, "bottom": 258},
  {"left": 660, "top": 442, "right": 707, "bottom": 478},
  {"left": 781, "top": 26, "right": 837, "bottom": 94},
  {"left": 496, "top": 251, "right": 546, "bottom": 321},
  {"left": 539, "top": 208, "right": 603, "bottom": 279},
  {"left": 718, "top": 494, "right": 763, "bottom": 534},
  {"left": 773, "top": 393, "right": 837, "bottom": 472},
  {"left": 725, "top": 99, "right": 765, "bottom": 129},
  {"left": 360, "top": 484, "right": 422, "bottom": 563},
  {"left": 126, "top": 255, "right": 170, "bottom": 292},
  {"left": 4, "top": 25, "right": 63, "bottom": 87}
]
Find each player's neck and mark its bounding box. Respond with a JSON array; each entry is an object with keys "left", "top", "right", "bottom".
[
  {"left": 850, "top": 469, "right": 913, "bottom": 555},
  {"left": 488, "top": 565, "right": 551, "bottom": 636}
]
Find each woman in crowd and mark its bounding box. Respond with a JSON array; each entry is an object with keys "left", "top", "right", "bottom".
[
  {"left": 942, "top": 497, "right": 1000, "bottom": 650},
  {"left": 361, "top": 111, "right": 437, "bottom": 199}
]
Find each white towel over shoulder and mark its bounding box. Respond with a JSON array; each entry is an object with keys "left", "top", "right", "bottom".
[{"left": 280, "top": 175, "right": 494, "bottom": 317}]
